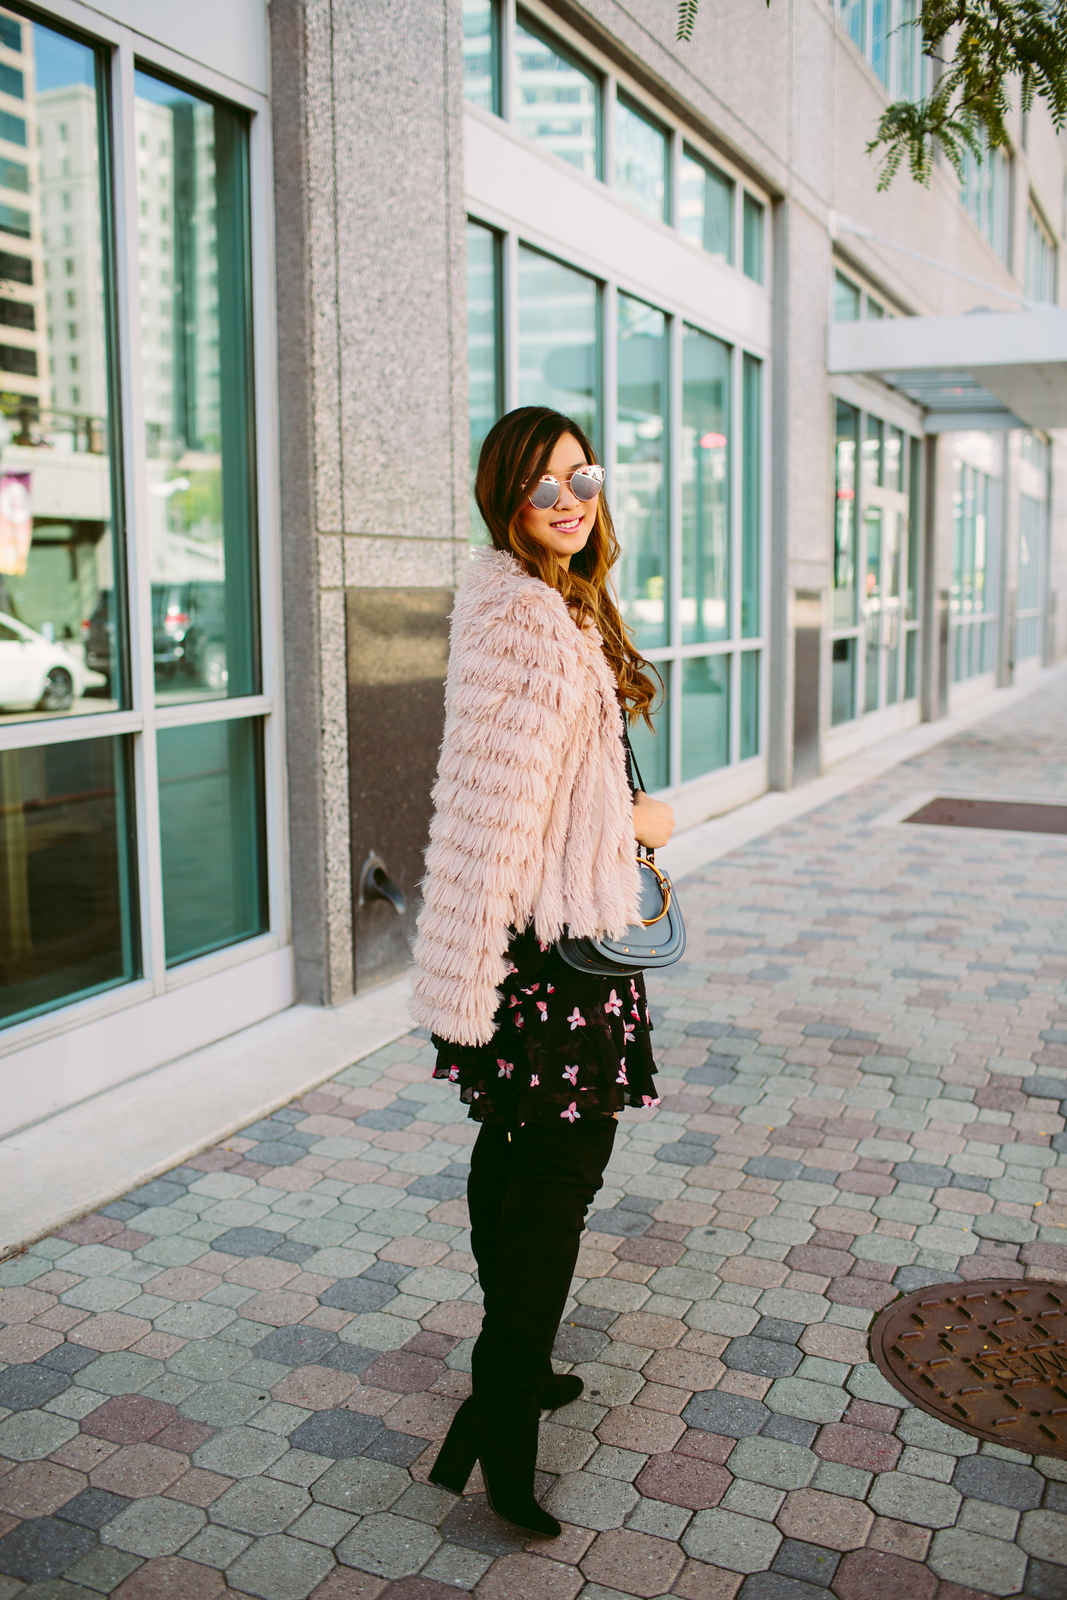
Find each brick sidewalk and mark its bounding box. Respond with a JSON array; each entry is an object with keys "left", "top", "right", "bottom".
[{"left": 1, "top": 677, "right": 1066, "bottom": 1600}]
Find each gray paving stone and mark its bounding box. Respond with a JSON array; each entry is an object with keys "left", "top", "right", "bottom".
[
  {"left": 420, "top": 1541, "right": 495, "bottom": 1588},
  {"left": 63, "top": 1546, "right": 143, "bottom": 1593},
  {"left": 762, "top": 1415, "right": 819, "bottom": 1449},
  {"left": 227, "top": 1532, "right": 335, "bottom": 1599},
  {"left": 868, "top": 1469, "right": 962, "bottom": 1527},
  {"left": 194, "top": 1425, "right": 290, "bottom": 1478},
  {"left": 209, "top": 1476, "right": 311, "bottom": 1536},
  {"left": 211, "top": 1226, "right": 287, "bottom": 1257},
  {"left": 439, "top": 1493, "right": 528, "bottom": 1556},
  {"left": 362, "top": 1427, "right": 429, "bottom": 1467},
  {"left": 953, "top": 1453, "right": 1044, "bottom": 1510},
  {"left": 0, "top": 1516, "right": 97, "bottom": 1582},
  {"left": 722, "top": 1477, "right": 786, "bottom": 1520},
  {"left": 0, "top": 1365, "right": 70, "bottom": 1411},
  {"left": 1020, "top": 1509, "right": 1067, "bottom": 1565},
  {"left": 739, "top": 1573, "right": 829, "bottom": 1600},
  {"left": 287, "top": 1407, "right": 383, "bottom": 1459},
  {"left": 683, "top": 1506, "right": 783, "bottom": 1573},
  {"left": 958, "top": 1497, "right": 1021, "bottom": 1540},
  {"left": 37, "top": 1345, "right": 99, "bottom": 1377},
  {"left": 179, "top": 1378, "right": 268, "bottom": 1428},
  {"left": 682, "top": 1390, "right": 769, "bottom": 1438},
  {"left": 928, "top": 1526, "right": 1028, "bottom": 1595},
  {"left": 543, "top": 1470, "right": 639, "bottom": 1530},
  {"left": 336, "top": 1511, "right": 441, "bottom": 1578},
  {"left": 100, "top": 1495, "right": 206, "bottom": 1557},
  {"left": 895, "top": 1409, "right": 980, "bottom": 1457},
  {"left": 73, "top": 1352, "right": 163, "bottom": 1395},
  {"left": 318, "top": 1277, "right": 398, "bottom": 1315},
  {"left": 286, "top": 1503, "right": 359, "bottom": 1547},
  {"left": 626, "top": 1495, "right": 692, "bottom": 1539},
  {"left": 553, "top": 1323, "right": 610, "bottom": 1364},
  {"left": 771, "top": 1538, "right": 840, "bottom": 1588},
  {"left": 57, "top": 1488, "right": 131, "bottom": 1530},
  {"left": 727, "top": 1436, "right": 817, "bottom": 1491},
  {"left": 0, "top": 1410, "right": 79, "bottom": 1461},
  {"left": 180, "top": 1524, "right": 253, "bottom": 1569},
  {"left": 311, "top": 1456, "right": 410, "bottom": 1515},
  {"left": 723, "top": 1337, "right": 803, "bottom": 1379},
  {"left": 764, "top": 1378, "right": 847, "bottom": 1424}
]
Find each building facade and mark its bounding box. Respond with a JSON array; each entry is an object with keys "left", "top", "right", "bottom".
[{"left": 0, "top": 0, "right": 1064, "bottom": 1135}]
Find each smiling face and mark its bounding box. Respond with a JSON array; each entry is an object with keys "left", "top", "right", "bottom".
[{"left": 517, "top": 432, "right": 600, "bottom": 569}]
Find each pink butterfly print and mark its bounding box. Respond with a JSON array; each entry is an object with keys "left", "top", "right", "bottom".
[
  {"left": 616, "top": 1063, "right": 629, "bottom": 1085},
  {"left": 521, "top": 984, "right": 540, "bottom": 995},
  {"left": 561, "top": 1101, "right": 580, "bottom": 1122},
  {"left": 567, "top": 1007, "right": 586, "bottom": 1030},
  {"left": 547, "top": 984, "right": 555, "bottom": 993},
  {"left": 497, "top": 1059, "right": 514, "bottom": 1079},
  {"left": 514, "top": 1012, "right": 525, "bottom": 1029},
  {"left": 630, "top": 979, "right": 640, "bottom": 999},
  {"left": 448, "top": 1064, "right": 460, "bottom": 1082},
  {"left": 529, "top": 1073, "right": 539, "bottom": 1087},
  {"left": 536, "top": 1000, "right": 548, "bottom": 1022},
  {"left": 508, "top": 994, "right": 521, "bottom": 1009},
  {"left": 505, "top": 960, "right": 519, "bottom": 975},
  {"left": 641, "top": 1094, "right": 661, "bottom": 1108},
  {"left": 562, "top": 1063, "right": 579, "bottom": 1086},
  {"left": 604, "top": 990, "right": 622, "bottom": 1016},
  {"left": 631, "top": 1004, "right": 641, "bottom": 1020},
  {"left": 623, "top": 1021, "right": 636, "bottom": 1044}
]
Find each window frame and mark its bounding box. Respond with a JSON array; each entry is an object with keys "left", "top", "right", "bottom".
[{"left": 0, "top": 0, "right": 287, "bottom": 1055}]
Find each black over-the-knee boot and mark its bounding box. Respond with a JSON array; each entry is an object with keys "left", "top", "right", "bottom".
[
  {"left": 466, "top": 1123, "right": 586, "bottom": 1411},
  {"left": 431, "top": 1117, "right": 616, "bottom": 1536}
]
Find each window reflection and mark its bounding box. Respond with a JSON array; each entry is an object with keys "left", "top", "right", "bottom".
[
  {"left": 742, "top": 193, "right": 764, "bottom": 283},
  {"left": 0, "top": 19, "right": 121, "bottom": 726},
  {"left": 679, "top": 148, "right": 732, "bottom": 258},
  {"left": 134, "top": 70, "right": 257, "bottom": 705},
  {"left": 0, "top": 734, "right": 136, "bottom": 1027},
  {"left": 617, "top": 295, "right": 666, "bottom": 652},
  {"left": 833, "top": 400, "right": 857, "bottom": 627},
  {"left": 514, "top": 15, "right": 599, "bottom": 179},
  {"left": 463, "top": 0, "right": 499, "bottom": 114},
  {"left": 517, "top": 244, "right": 598, "bottom": 447},
  {"left": 681, "top": 654, "right": 728, "bottom": 781},
  {"left": 615, "top": 96, "right": 667, "bottom": 222},
  {"left": 467, "top": 221, "right": 501, "bottom": 544},
  {"left": 681, "top": 325, "right": 729, "bottom": 645}
]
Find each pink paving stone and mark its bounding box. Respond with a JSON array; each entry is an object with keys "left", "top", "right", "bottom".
[
  {"left": 834, "top": 1171, "right": 897, "bottom": 1197},
  {"left": 777, "top": 1489, "right": 874, "bottom": 1551},
  {"left": 271, "top": 1366, "right": 359, "bottom": 1410},
  {"left": 188, "top": 1250, "right": 243, "bottom": 1275},
  {"left": 224, "top": 1257, "right": 300, "bottom": 1290},
  {"left": 53, "top": 1214, "right": 124, "bottom": 1246},
  {"left": 826, "top": 1277, "right": 898, "bottom": 1312},
  {"left": 644, "top": 1351, "right": 725, "bottom": 1393},
  {"left": 153, "top": 1419, "right": 214, "bottom": 1454},
  {"left": 421, "top": 1299, "right": 483, "bottom": 1337},
  {"left": 67, "top": 1312, "right": 153, "bottom": 1352},
  {"left": 867, "top": 1516, "right": 932, "bottom": 1561},
  {"left": 0, "top": 1287, "right": 57, "bottom": 1323},
  {"left": 257, "top": 1166, "right": 324, "bottom": 1192},
  {"left": 165, "top": 1467, "right": 234, "bottom": 1507},
  {"left": 90, "top": 1442, "right": 190, "bottom": 1498},
  {"left": 475, "top": 1551, "right": 584, "bottom": 1600},
  {"left": 672, "top": 1558, "right": 744, "bottom": 1600},
  {"left": 831, "top": 1548, "right": 937, "bottom": 1600},
  {"left": 377, "top": 1236, "right": 450, "bottom": 1267},
  {"left": 112, "top": 1555, "right": 228, "bottom": 1600},
  {"left": 130, "top": 1331, "right": 188, "bottom": 1360},
  {"left": 798, "top": 1323, "right": 868, "bottom": 1364},
  {"left": 0, "top": 1460, "right": 87, "bottom": 1518},
  {"left": 323, "top": 1159, "right": 389, "bottom": 1183},
  {"left": 959, "top": 1255, "right": 1025, "bottom": 1280},
  {"left": 812, "top": 1204, "right": 876, "bottom": 1234},
  {"left": 718, "top": 1371, "right": 773, "bottom": 1401},
  {"left": 405, "top": 1330, "right": 460, "bottom": 1358},
  {"left": 81, "top": 1396, "right": 176, "bottom": 1445},
  {"left": 653, "top": 1200, "right": 716, "bottom": 1226},
  {"left": 49, "top": 1436, "right": 119, "bottom": 1474},
  {"left": 431, "top": 1368, "right": 471, "bottom": 1401},
  {"left": 636, "top": 1452, "right": 730, "bottom": 1510},
  {"left": 611, "top": 1313, "right": 687, "bottom": 1349},
  {"left": 145, "top": 1267, "right": 223, "bottom": 1301},
  {"left": 784, "top": 1271, "right": 831, "bottom": 1296},
  {"left": 361, "top": 1351, "right": 446, "bottom": 1394},
  {"left": 814, "top": 1423, "right": 902, "bottom": 1473},
  {"left": 25, "top": 1271, "right": 82, "bottom": 1295},
  {"left": 581, "top": 1527, "right": 686, "bottom": 1598},
  {"left": 850, "top": 1259, "right": 896, "bottom": 1283},
  {"left": 784, "top": 1244, "right": 855, "bottom": 1277},
  {"left": 347, "top": 1386, "right": 400, "bottom": 1417},
  {"left": 383, "top": 1391, "right": 461, "bottom": 1439},
  {"left": 302, "top": 1306, "right": 355, "bottom": 1332},
  {"left": 237, "top": 1288, "right": 319, "bottom": 1325},
  {"left": 611, "top": 1260, "right": 656, "bottom": 1286},
  {"left": 184, "top": 1148, "right": 242, "bottom": 1171},
  {"left": 310, "top": 1572, "right": 388, "bottom": 1600},
  {"left": 297, "top": 1114, "right": 367, "bottom": 1137},
  {"left": 595, "top": 1406, "right": 687, "bottom": 1454},
  {"left": 532, "top": 1524, "right": 597, "bottom": 1566},
  {"left": 933, "top": 1187, "right": 994, "bottom": 1214},
  {"left": 0, "top": 1324, "right": 65, "bottom": 1363},
  {"left": 106, "top": 1229, "right": 153, "bottom": 1251},
  {"left": 634, "top": 1382, "right": 690, "bottom": 1415}
]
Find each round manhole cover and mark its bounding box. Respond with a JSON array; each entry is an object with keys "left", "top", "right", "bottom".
[{"left": 871, "top": 1278, "right": 1067, "bottom": 1458}]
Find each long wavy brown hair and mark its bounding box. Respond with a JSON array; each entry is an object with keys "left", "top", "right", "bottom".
[{"left": 474, "top": 406, "right": 660, "bottom": 728}]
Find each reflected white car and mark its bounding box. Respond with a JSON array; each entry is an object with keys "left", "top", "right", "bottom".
[{"left": 0, "top": 614, "right": 88, "bottom": 712}]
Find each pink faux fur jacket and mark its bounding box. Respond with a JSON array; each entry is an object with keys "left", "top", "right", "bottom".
[{"left": 411, "top": 549, "right": 640, "bottom": 1046}]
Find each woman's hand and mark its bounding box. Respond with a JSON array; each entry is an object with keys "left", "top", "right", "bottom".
[{"left": 633, "top": 790, "right": 675, "bottom": 850}]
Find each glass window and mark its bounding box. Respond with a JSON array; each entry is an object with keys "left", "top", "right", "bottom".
[
  {"left": 831, "top": 636, "right": 855, "bottom": 724},
  {"left": 517, "top": 245, "right": 599, "bottom": 447},
  {"left": 834, "top": 273, "right": 861, "bottom": 321},
  {"left": 158, "top": 718, "right": 267, "bottom": 966},
  {"left": 742, "top": 193, "right": 764, "bottom": 283},
  {"left": 628, "top": 678, "right": 668, "bottom": 792},
  {"left": 615, "top": 95, "right": 668, "bottom": 223},
  {"left": 951, "top": 457, "right": 997, "bottom": 682},
  {"left": 0, "top": 20, "right": 122, "bottom": 727},
  {"left": 681, "top": 325, "right": 729, "bottom": 646},
  {"left": 513, "top": 14, "right": 599, "bottom": 179},
  {"left": 960, "top": 140, "right": 1010, "bottom": 262},
  {"left": 862, "top": 413, "right": 883, "bottom": 487},
  {"left": 741, "top": 354, "right": 761, "bottom": 638},
  {"left": 884, "top": 426, "right": 903, "bottom": 492},
  {"left": 1025, "top": 206, "right": 1056, "bottom": 303},
  {"left": 906, "top": 436, "right": 920, "bottom": 621},
  {"left": 616, "top": 293, "right": 667, "bottom": 652},
  {"left": 740, "top": 651, "right": 759, "bottom": 759},
  {"left": 466, "top": 220, "right": 502, "bottom": 542},
  {"left": 681, "top": 654, "right": 728, "bottom": 781},
  {"left": 866, "top": 296, "right": 885, "bottom": 319},
  {"left": 863, "top": 505, "right": 882, "bottom": 713},
  {"left": 833, "top": 400, "right": 857, "bottom": 628},
  {"left": 463, "top": 0, "right": 500, "bottom": 115},
  {"left": 0, "top": 735, "right": 137, "bottom": 1026},
  {"left": 679, "top": 148, "right": 732, "bottom": 259},
  {"left": 1017, "top": 494, "right": 1045, "bottom": 661},
  {"left": 134, "top": 72, "right": 257, "bottom": 707}
]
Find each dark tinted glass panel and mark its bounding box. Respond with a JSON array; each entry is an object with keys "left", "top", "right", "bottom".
[
  {"left": 134, "top": 71, "right": 257, "bottom": 705},
  {"left": 158, "top": 717, "right": 267, "bottom": 966},
  {"left": 0, "top": 21, "right": 123, "bottom": 726},
  {"left": 0, "top": 735, "right": 136, "bottom": 1026}
]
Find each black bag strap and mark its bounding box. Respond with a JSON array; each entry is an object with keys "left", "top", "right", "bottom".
[{"left": 622, "top": 726, "right": 648, "bottom": 797}]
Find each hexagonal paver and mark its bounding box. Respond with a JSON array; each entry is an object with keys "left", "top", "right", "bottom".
[
  {"left": 209, "top": 1475, "right": 311, "bottom": 1535},
  {"left": 927, "top": 1526, "right": 1028, "bottom": 1596},
  {"left": 226, "top": 1531, "right": 336, "bottom": 1599},
  {"left": 335, "top": 1511, "right": 441, "bottom": 1578},
  {"left": 100, "top": 1494, "right": 206, "bottom": 1557},
  {"left": 581, "top": 1526, "right": 686, "bottom": 1597},
  {"left": 682, "top": 1507, "right": 782, "bottom": 1574}
]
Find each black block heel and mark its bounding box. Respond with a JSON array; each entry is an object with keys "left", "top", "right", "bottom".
[{"left": 428, "top": 1404, "right": 479, "bottom": 1494}]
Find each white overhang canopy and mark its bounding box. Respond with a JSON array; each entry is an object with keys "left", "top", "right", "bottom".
[{"left": 827, "top": 307, "right": 1067, "bottom": 432}]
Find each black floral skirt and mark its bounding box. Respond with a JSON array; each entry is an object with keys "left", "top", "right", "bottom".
[{"left": 432, "top": 925, "right": 659, "bottom": 1127}]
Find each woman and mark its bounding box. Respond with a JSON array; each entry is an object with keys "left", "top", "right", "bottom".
[{"left": 411, "top": 405, "right": 674, "bottom": 1538}]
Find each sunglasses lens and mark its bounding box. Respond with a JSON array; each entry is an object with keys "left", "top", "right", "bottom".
[
  {"left": 571, "top": 466, "right": 605, "bottom": 501},
  {"left": 529, "top": 478, "right": 560, "bottom": 510}
]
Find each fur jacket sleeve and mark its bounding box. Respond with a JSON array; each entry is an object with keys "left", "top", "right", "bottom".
[{"left": 410, "top": 548, "right": 641, "bottom": 1047}]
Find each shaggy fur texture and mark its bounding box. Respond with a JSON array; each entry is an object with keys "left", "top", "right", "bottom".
[{"left": 411, "top": 549, "right": 640, "bottom": 1046}]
